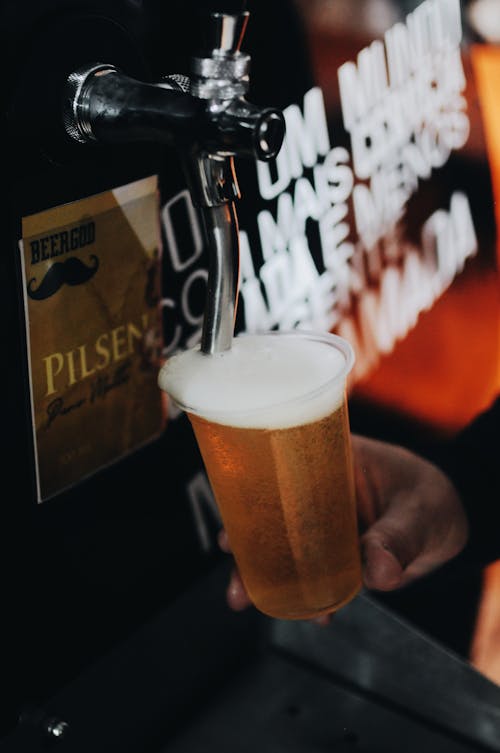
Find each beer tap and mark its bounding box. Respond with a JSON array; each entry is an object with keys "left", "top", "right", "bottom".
[{"left": 63, "top": 10, "right": 285, "bottom": 354}]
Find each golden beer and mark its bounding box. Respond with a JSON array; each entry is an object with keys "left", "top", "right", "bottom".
[{"left": 159, "top": 331, "right": 362, "bottom": 620}]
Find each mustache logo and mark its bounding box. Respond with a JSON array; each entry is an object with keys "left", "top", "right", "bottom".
[{"left": 27, "top": 255, "right": 99, "bottom": 300}]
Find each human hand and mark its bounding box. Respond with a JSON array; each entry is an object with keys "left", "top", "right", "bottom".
[
  {"left": 219, "top": 434, "right": 469, "bottom": 613},
  {"left": 353, "top": 434, "right": 468, "bottom": 590}
]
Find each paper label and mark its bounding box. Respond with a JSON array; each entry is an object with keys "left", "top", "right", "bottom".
[{"left": 20, "top": 176, "right": 163, "bottom": 502}]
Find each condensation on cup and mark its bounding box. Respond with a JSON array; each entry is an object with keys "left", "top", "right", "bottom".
[{"left": 158, "top": 330, "right": 362, "bottom": 620}]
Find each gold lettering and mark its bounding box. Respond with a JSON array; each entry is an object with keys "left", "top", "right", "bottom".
[
  {"left": 67, "top": 350, "right": 77, "bottom": 386},
  {"left": 95, "top": 333, "right": 111, "bottom": 370},
  {"left": 78, "top": 344, "right": 96, "bottom": 380},
  {"left": 41, "top": 315, "right": 150, "bottom": 396},
  {"left": 111, "top": 325, "right": 129, "bottom": 362},
  {"left": 43, "top": 352, "right": 64, "bottom": 396}
]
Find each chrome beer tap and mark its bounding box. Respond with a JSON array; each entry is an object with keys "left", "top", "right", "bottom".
[{"left": 63, "top": 10, "right": 285, "bottom": 354}]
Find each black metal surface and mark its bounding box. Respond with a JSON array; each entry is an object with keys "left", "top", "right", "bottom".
[
  {"left": 272, "top": 591, "right": 500, "bottom": 751},
  {"left": 0, "top": 560, "right": 263, "bottom": 753},
  {"left": 160, "top": 582, "right": 500, "bottom": 752},
  {"left": 160, "top": 653, "right": 482, "bottom": 753},
  {"left": 1, "top": 562, "right": 499, "bottom": 752}
]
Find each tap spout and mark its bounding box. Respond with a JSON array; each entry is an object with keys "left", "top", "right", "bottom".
[
  {"left": 200, "top": 202, "right": 240, "bottom": 354},
  {"left": 186, "top": 151, "right": 240, "bottom": 354},
  {"left": 189, "top": 10, "right": 284, "bottom": 354}
]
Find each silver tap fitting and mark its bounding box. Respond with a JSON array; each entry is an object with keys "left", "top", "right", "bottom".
[
  {"left": 62, "top": 10, "right": 285, "bottom": 356},
  {"left": 190, "top": 12, "right": 251, "bottom": 100}
]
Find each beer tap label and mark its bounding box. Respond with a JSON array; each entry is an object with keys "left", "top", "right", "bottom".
[{"left": 19, "top": 176, "right": 164, "bottom": 503}]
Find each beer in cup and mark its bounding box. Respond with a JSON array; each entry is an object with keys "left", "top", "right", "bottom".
[{"left": 158, "top": 330, "right": 362, "bottom": 620}]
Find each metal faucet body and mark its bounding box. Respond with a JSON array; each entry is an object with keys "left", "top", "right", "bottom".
[{"left": 63, "top": 11, "right": 285, "bottom": 355}]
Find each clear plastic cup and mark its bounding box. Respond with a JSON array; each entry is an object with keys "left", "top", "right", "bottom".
[{"left": 158, "top": 330, "right": 361, "bottom": 620}]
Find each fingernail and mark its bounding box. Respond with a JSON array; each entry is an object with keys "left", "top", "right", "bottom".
[
  {"left": 228, "top": 580, "right": 241, "bottom": 600},
  {"left": 312, "top": 614, "right": 331, "bottom": 627},
  {"left": 362, "top": 539, "right": 404, "bottom": 591},
  {"left": 217, "top": 530, "right": 230, "bottom": 552}
]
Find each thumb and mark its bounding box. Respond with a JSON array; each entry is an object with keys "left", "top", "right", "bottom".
[
  {"left": 360, "top": 500, "right": 426, "bottom": 591},
  {"left": 361, "top": 536, "right": 406, "bottom": 591}
]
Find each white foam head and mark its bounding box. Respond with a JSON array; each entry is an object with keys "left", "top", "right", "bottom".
[{"left": 158, "top": 331, "right": 354, "bottom": 429}]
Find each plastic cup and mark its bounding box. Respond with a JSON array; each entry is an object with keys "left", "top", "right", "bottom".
[{"left": 158, "top": 330, "right": 361, "bottom": 620}]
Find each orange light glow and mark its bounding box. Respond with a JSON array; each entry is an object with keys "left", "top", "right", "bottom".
[{"left": 351, "top": 262, "right": 499, "bottom": 435}]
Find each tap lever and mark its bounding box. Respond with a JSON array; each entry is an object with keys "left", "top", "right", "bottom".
[
  {"left": 200, "top": 11, "right": 250, "bottom": 57},
  {"left": 190, "top": 11, "right": 250, "bottom": 100}
]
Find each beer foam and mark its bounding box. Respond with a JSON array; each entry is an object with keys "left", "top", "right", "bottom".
[{"left": 158, "top": 333, "right": 352, "bottom": 429}]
